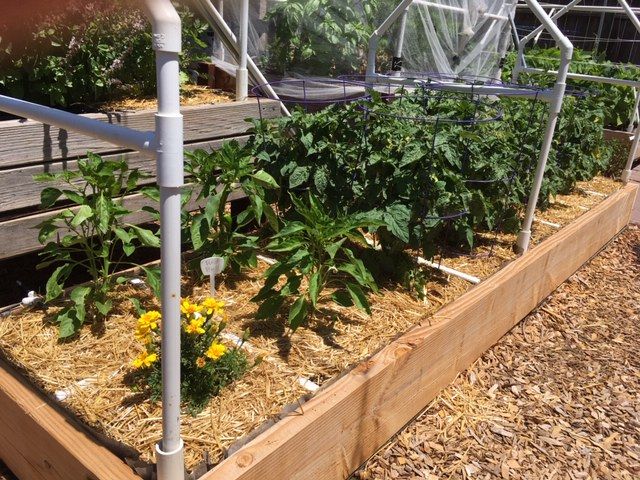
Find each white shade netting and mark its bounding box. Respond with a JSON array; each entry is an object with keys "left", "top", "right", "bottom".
[{"left": 202, "top": 0, "right": 517, "bottom": 100}]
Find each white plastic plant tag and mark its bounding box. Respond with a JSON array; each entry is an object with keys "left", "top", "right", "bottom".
[{"left": 200, "top": 256, "right": 225, "bottom": 296}]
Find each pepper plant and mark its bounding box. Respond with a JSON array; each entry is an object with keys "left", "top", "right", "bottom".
[
  {"left": 253, "top": 193, "right": 382, "bottom": 331},
  {"left": 184, "top": 140, "right": 280, "bottom": 271},
  {"left": 36, "top": 153, "right": 160, "bottom": 338}
]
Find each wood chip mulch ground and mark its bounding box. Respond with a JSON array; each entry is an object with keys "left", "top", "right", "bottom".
[{"left": 353, "top": 226, "right": 640, "bottom": 480}]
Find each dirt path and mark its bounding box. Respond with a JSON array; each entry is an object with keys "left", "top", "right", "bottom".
[{"left": 354, "top": 226, "right": 640, "bottom": 480}]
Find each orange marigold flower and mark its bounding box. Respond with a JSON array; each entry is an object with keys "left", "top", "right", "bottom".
[{"left": 195, "top": 357, "right": 206, "bottom": 368}]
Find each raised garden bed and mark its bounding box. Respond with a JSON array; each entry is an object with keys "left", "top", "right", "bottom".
[{"left": 0, "top": 179, "right": 635, "bottom": 480}]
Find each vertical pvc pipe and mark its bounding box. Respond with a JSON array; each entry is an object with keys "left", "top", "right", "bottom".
[
  {"left": 392, "top": 9, "right": 409, "bottom": 77},
  {"left": 142, "top": 1, "right": 185, "bottom": 479},
  {"left": 216, "top": 0, "right": 225, "bottom": 61},
  {"left": 622, "top": 122, "right": 640, "bottom": 184},
  {"left": 516, "top": 0, "right": 573, "bottom": 254},
  {"left": 367, "top": 0, "right": 414, "bottom": 77},
  {"left": 192, "top": 0, "right": 290, "bottom": 116},
  {"left": 236, "top": 0, "right": 249, "bottom": 101},
  {"left": 626, "top": 88, "right": 640, "bottom": 133}
]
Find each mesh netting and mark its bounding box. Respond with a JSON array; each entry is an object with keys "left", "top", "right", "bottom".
[{"left": 207, "top": 0, "right": 517, "bottom": 84}]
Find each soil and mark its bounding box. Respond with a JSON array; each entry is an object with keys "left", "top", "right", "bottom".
[
  {"left": 0, "top": 176, "right": 626, "bottom": 474},
  {"left": 353, "top": 226, "right": 640, "bottom": 480}
]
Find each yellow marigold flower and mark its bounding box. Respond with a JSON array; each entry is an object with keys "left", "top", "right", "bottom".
[
  {"left": 195, "top": 357, "right": 206, "bottom": 368},
  {"left": 205, "top": 342, "right": 227, "bottom": 361},
  {"left": 180, "top": 299, "right": 200, "bottom": 316},
  {"left": 202, "top": 297, "right": 225, "bottom": 316},
  {"left": 184, "top": 317, "right": 206, "bottom": 335},
  {"left": 138, "top": 311, "right": 161, "bottom": 330},
  {"left": 135, "top": 310, "right": 161, "bottom": 342},
  {"left": 132, "top": 350, "right": 158, "bottom": 369}
]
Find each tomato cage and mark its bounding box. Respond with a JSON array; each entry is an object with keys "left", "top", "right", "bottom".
[
  {"left": 251, "top": 78, "right": 375, "bottom": 115},
  {"left": 352, "top": 78, "right": 550, "bottom": 258}
]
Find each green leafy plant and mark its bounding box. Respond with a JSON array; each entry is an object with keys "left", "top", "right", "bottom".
[
  {"left": 503, "top": 47, "right": 640, "bottom": 130},
  {"left": 250, "top": 86, "right": 613, "bottom": 258},
  {"left": 36, "top": 153, "right": 160, "bottom": 338},
  {"left": 185, "top": 141, "right": 280, "bottom": 271},
  {"left": 131, "top": 298, "right": 252, "bottom": 414},
  {"left": 0, "top": 1, "right": 208, "bottom": 107},
  {"left": 252, "top": 193, "right": 381, "bottom": 331},
  {"left": 264, "top": 0, "right": 395, "bottom": 75}
]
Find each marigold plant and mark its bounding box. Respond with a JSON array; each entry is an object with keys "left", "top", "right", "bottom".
[{"left": 131, "top": 298, "right": 250, "bottom": 414}]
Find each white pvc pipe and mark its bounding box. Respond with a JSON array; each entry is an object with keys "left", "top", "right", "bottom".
[
  {"left": 513, "top": 0, "right": 581, "bottom": 83},
  {"left": 417, "top": 257, "right": 481, "bottom": 284},
  {"left": 236, "top": 0, "right": 249, "bottom": 101},
  {"left": 367, "top": 0, "right": 414, "bottom": 77},
  {"left": 0, "top": 95, "right": 155, "bottom": 152},
  {"left": 412, "top": 0, "right": 464, "bottom": 12},
  {"left": 516, "top": 3, "right": 640, "bottom": 14},
  {"left": 516, "top": 0, "right": 573, "bottom": 254},
  {"left": 392, "top": 9, "right": 409, "bottom": 77},
  {"left": 626, "top": 88, "right": 640, "bottom": 132},
  {"left": 622, "top": 122, "right": 640, "bottom": 183},
  {"left": 142, "top": 1, "right": 185, "bottom": 479},
  {"left": 520, "top": 68, "right": 640, "bottom": 88},
  {"left": 216, "top": 0, "right": 225, "bottom": 61}
]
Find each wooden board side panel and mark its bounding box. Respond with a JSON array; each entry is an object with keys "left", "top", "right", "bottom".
[
  {"left": 0, "top": 135, "right": 249, "bottom": 214},
  {"left": 203, "top": 184, "right": 637, "bottom": 480},
  {"left": 0, "top": 100, "right": 279, "bottom": 168},
  {"left": 0, "top": 360, "right": 139, "bottom": 480}
]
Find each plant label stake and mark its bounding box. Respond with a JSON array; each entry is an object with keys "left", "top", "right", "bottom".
[{"left": 201, "top": 256, "right": 225, "bottom": 296}]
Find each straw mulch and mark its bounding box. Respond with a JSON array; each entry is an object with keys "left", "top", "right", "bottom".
[
  {"left": 353, "top": 225, "right": 640, "bottom": 480},
  {"left": 0, "top": 177, "right": 623, "bottom": 473},
  {"left": 96, "top": 84, "right": 233, "bottom": 112}
]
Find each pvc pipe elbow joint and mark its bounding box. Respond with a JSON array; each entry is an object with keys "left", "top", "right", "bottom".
[{"left": 143, "top": 0, "right": 182, "bottom": 53}]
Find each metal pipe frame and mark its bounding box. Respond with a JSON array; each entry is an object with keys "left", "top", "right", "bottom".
[
  {"left": 515, "top": 0, "right": 573, "bottom": 254},
  {"left": 190, "top": 0, "right": 290, "bottom": 116},
  {"left": 513, "top": 0, "right": 640, "bottom": 185},
  {"left": 516, "top": 3, "right": 640, "bottom": 14}
]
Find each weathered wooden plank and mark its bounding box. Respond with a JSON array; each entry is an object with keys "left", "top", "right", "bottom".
[
  {"left": 0, "top": 99, "right": 278, "bottom": 168},
  {"left": 0, "top": 358, "right": 140, "bottom": 480},
  {"left": 202, "top": 184, "right": 637, "bottom": 480},
  {"left": 0, "top": 135, "right": 250, "bottom": 214},
  {"left": 0, "top": 183, "right": 249, "bottom": 260}
]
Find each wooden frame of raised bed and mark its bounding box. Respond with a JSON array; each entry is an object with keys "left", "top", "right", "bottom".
[{"left": 0, "top": 183, "right": 636, "bottom": 480}]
